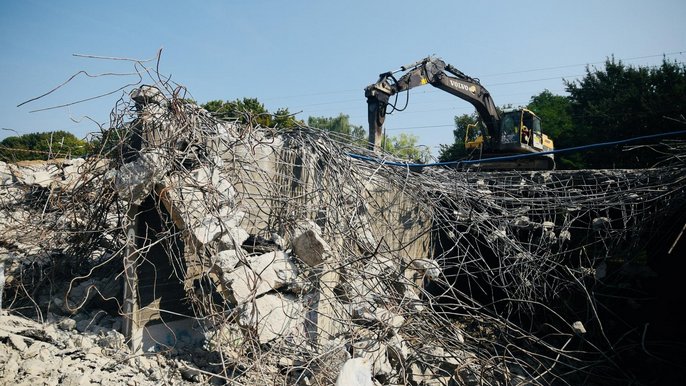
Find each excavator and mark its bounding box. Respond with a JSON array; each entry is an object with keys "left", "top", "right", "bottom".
[{"left": 365, "top": 56, "right": 555, "bottom": 169}]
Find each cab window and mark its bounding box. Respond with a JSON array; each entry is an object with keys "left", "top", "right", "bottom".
[
  {"left": 500, "top": 114, "right": 517, "bottom": 143},
  {"left": 532, "top": 115, "right": 541, "bottom": 135}
]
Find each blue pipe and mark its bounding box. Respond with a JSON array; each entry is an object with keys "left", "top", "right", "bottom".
[{"left": 347, "top": 129, "right": 686, "bottom": 168}]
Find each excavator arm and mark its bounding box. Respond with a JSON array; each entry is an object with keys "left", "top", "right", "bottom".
[{"left": 365, "top": 57, "right": 500, "bottom": 151}]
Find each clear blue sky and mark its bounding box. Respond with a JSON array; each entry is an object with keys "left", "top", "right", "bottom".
[{"left": 1, "top": 0, "right": 685, "bottom": 157}]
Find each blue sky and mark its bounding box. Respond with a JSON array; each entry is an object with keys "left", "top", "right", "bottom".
[{"left": 1, "top": 0, "right": 685, "bottom": 157}]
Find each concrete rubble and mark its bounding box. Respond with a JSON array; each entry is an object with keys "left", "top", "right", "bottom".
[
  {"left": 0, "top": 314, "right": 193, "bottom": 385},
  {"left": 2, "top": 85, "right": 686, "bottom": 385}
]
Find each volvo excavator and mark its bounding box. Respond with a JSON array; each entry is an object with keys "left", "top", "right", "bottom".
[{"left": 365, "top": 56, "right": 555, "bottom": 169}]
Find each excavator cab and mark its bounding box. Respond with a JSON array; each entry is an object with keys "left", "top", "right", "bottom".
[
  {"left": 498, "top": 109, "right": 552, "bottom": 153},
  {"left": 465, "top": 109, "right": 554, "bottom": 169},
  {"left": 465, "top": 110, "right": 545, "bottom": 152}
]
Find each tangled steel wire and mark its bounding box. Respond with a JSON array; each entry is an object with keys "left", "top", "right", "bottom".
[{"left": 1, "top": 53, "right": 686, "bottom": 385}]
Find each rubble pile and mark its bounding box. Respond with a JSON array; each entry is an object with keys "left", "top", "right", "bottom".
[
  {"left": 0, "top": 313, "right": 203, "bottom": 385},
  {"left": 2, "top": 81, "right": 686, "bottom": 385}
]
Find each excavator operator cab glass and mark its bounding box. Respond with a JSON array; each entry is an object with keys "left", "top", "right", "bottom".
[
  {"left": 519, "top": 110, "right": 543, "bottom": 149},
  {"left": 499, "top": 112, "right": 518, "bottom": 145},
  {"left": 521, "top": 111, "right": 534, "bottom": 146},
  {"left": 532, "top": 115, "right": 541, "bottom": 135}
]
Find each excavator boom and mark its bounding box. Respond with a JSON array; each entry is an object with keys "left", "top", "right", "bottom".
[
  {"left": 364, "top": 56, "right": 555, "bottom": 169},
  {"left": 365, "top": 57, "right": 500, "bottom": 151}
]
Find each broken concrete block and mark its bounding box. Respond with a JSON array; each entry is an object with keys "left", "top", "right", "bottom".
[
  {"left": 204, "top": 323, "right": 243, "bottom": 354},
  {"left": 409, "top": 258, "right": 441, "bottom": 280},
  {"left": 292, "top": 229, "right": 331, "bottom": 267},
  {"left": 558, "top": 230, "right": 572, "bottom": 242},
  {"left": 365, "top": 255, "right": 398, "bottom": 276},
  {"left": 58, "top": 318, "right": 77, "bottom": 331},
  {"left": 270, "top": 232, "right": 286, "bottom": 250},
  {"left": 351, "top": 303, "right": 377, "bottom": 324},
  {"left": 487, "top": 229, "right": 508, "bottom": 243},
  {"left": 214, "top": 249, "right": 241, "bottom": 272},
  {"left": 218, "top": 213, "right": 250, "bottom": 249},
  {"left": 191, "top": 218, "right": 222, "bottom": 245},
  {"left": 97, "top": 330, "right": 125, "bottom": 350},
  {"left": 8, "top": 334, "right": 28, "bottom": 352},
  {"left": 424, "top": 346, "right": 460, "bottom": 372},
  {"left": 225, "top": 251, "right": 298, "bottom": 304},
  {"left": 513, "top": 216, "right": 532, "bottom": 229},
  {"left": 0, "top": 161, "right": 13, "bottom": 185},
  {"left": 542, "top": 221, "right": 555, "bottom": 231},
  {"left": 23, "top": 167, "right": 58, "bottom": 188},
  {"left": 60, "top": 373, "right": 91, "bottom": 386},
  {"left": 238, "top": 293, "right": 304, "bottom": 344},
  {"left": 130, "top": 85, "right": 167, "bottom": 106},
  {"left": 572, "top": 321, "right": 586, "bottom": 334},
  {"left": 409, "top": 361, "right": 432, "bottom": 384},
  {"left": 107, "top": 150, "right": 166, "bottom": 202},
  {"left": 592, "top": 217, "right": 611, "bottom": 231},
  {"left": 158, "top": 168, "right": 242, "bottom": 246},
  {"left": 401, "top": 288, "right": 425, "bottom": 313},
  {"left": 188, "top": 204, "right": 244, "bottom": 246},
  {"left": 20, "top": 357, "right": 47, "bottom": 376},
  {"left": 352, "top": 305, "right": 404, "bottom": 331},
  {"left": 335, "top": 357, "right": 374, "bottom": 386},
  {"left": 376, "top": 309, "right": 405, "bottom": 330},
  {"left": 353, "top": 340, "right": 393, "bottom": 379},
  {"left": 60, "top": 158, "right": 86, "bottom": 187}
]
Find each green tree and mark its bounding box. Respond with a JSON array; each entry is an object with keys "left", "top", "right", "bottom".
[
  {"left": 527, "top": 90, "right": 577, "bottom": 168},
  {"left": 202, "top": 98, "right": 300, "bottom": 128},
  {"left": 565, "top": 57, "right": 686, "bottom": 168},
  {"left": 273, "top": 107, "right": 300, "bottom": 128},
  {"left": 528, "top": 90, "right": 572, "bottom": 141},
  {"left": 307, "top": 114, "right": 366, "bottom": 146},
  {"left": 0, "top": 131, "right": 88, "bottom": 162},
  {"left": 384, "top": 133, "right": 431, "bottom": 163}
]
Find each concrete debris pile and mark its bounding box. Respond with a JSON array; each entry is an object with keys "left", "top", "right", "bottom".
[
  {"left": 0, "top": 313, "right": 207, "bottom": 385},
  {"left": 2, "top": 83, "right": 686, "bottom": 385}
]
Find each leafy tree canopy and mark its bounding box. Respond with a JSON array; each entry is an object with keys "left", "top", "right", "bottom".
[
  {"left": 0, "top": 131, "right": 89, "bottom": 162},
  {"left": 308, "top": 114, "right": 430, "bottom": 162},
  {"left": 438, "top": 58, "right": 686, "bottom": 169},
  {"left": 565, "top": 57, "right": 686, "bottom": 168},
  {"left": 307, "top": 114, "right": 366, "bottom": 147},
  {"left": 384, "top": 132, "right": 431, "bottom": 163},
  {"left": 526, "top": 90, "right": 577, "bottom": 168},
  {"left": 202, "top": 98, "right": 300, "bottom": 128}
]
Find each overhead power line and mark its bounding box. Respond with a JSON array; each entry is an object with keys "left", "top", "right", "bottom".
[
  {"left": 261, "top": 50, "right": 686, "bottom": 104},
  {"left": 482, "top": 51, "right": 686, "bottom": 77}
]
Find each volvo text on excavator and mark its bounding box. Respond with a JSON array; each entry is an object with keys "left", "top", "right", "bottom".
[{"left": 365, "top": 56, "right": 555, "bottom": 169}]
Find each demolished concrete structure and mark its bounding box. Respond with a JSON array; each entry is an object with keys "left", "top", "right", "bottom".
[
  {"left": 2, "top": 83, "right": 686, "bottom": 385},
  {"left": 113, "top": 85, "right": 434, "bottom": 358}
]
